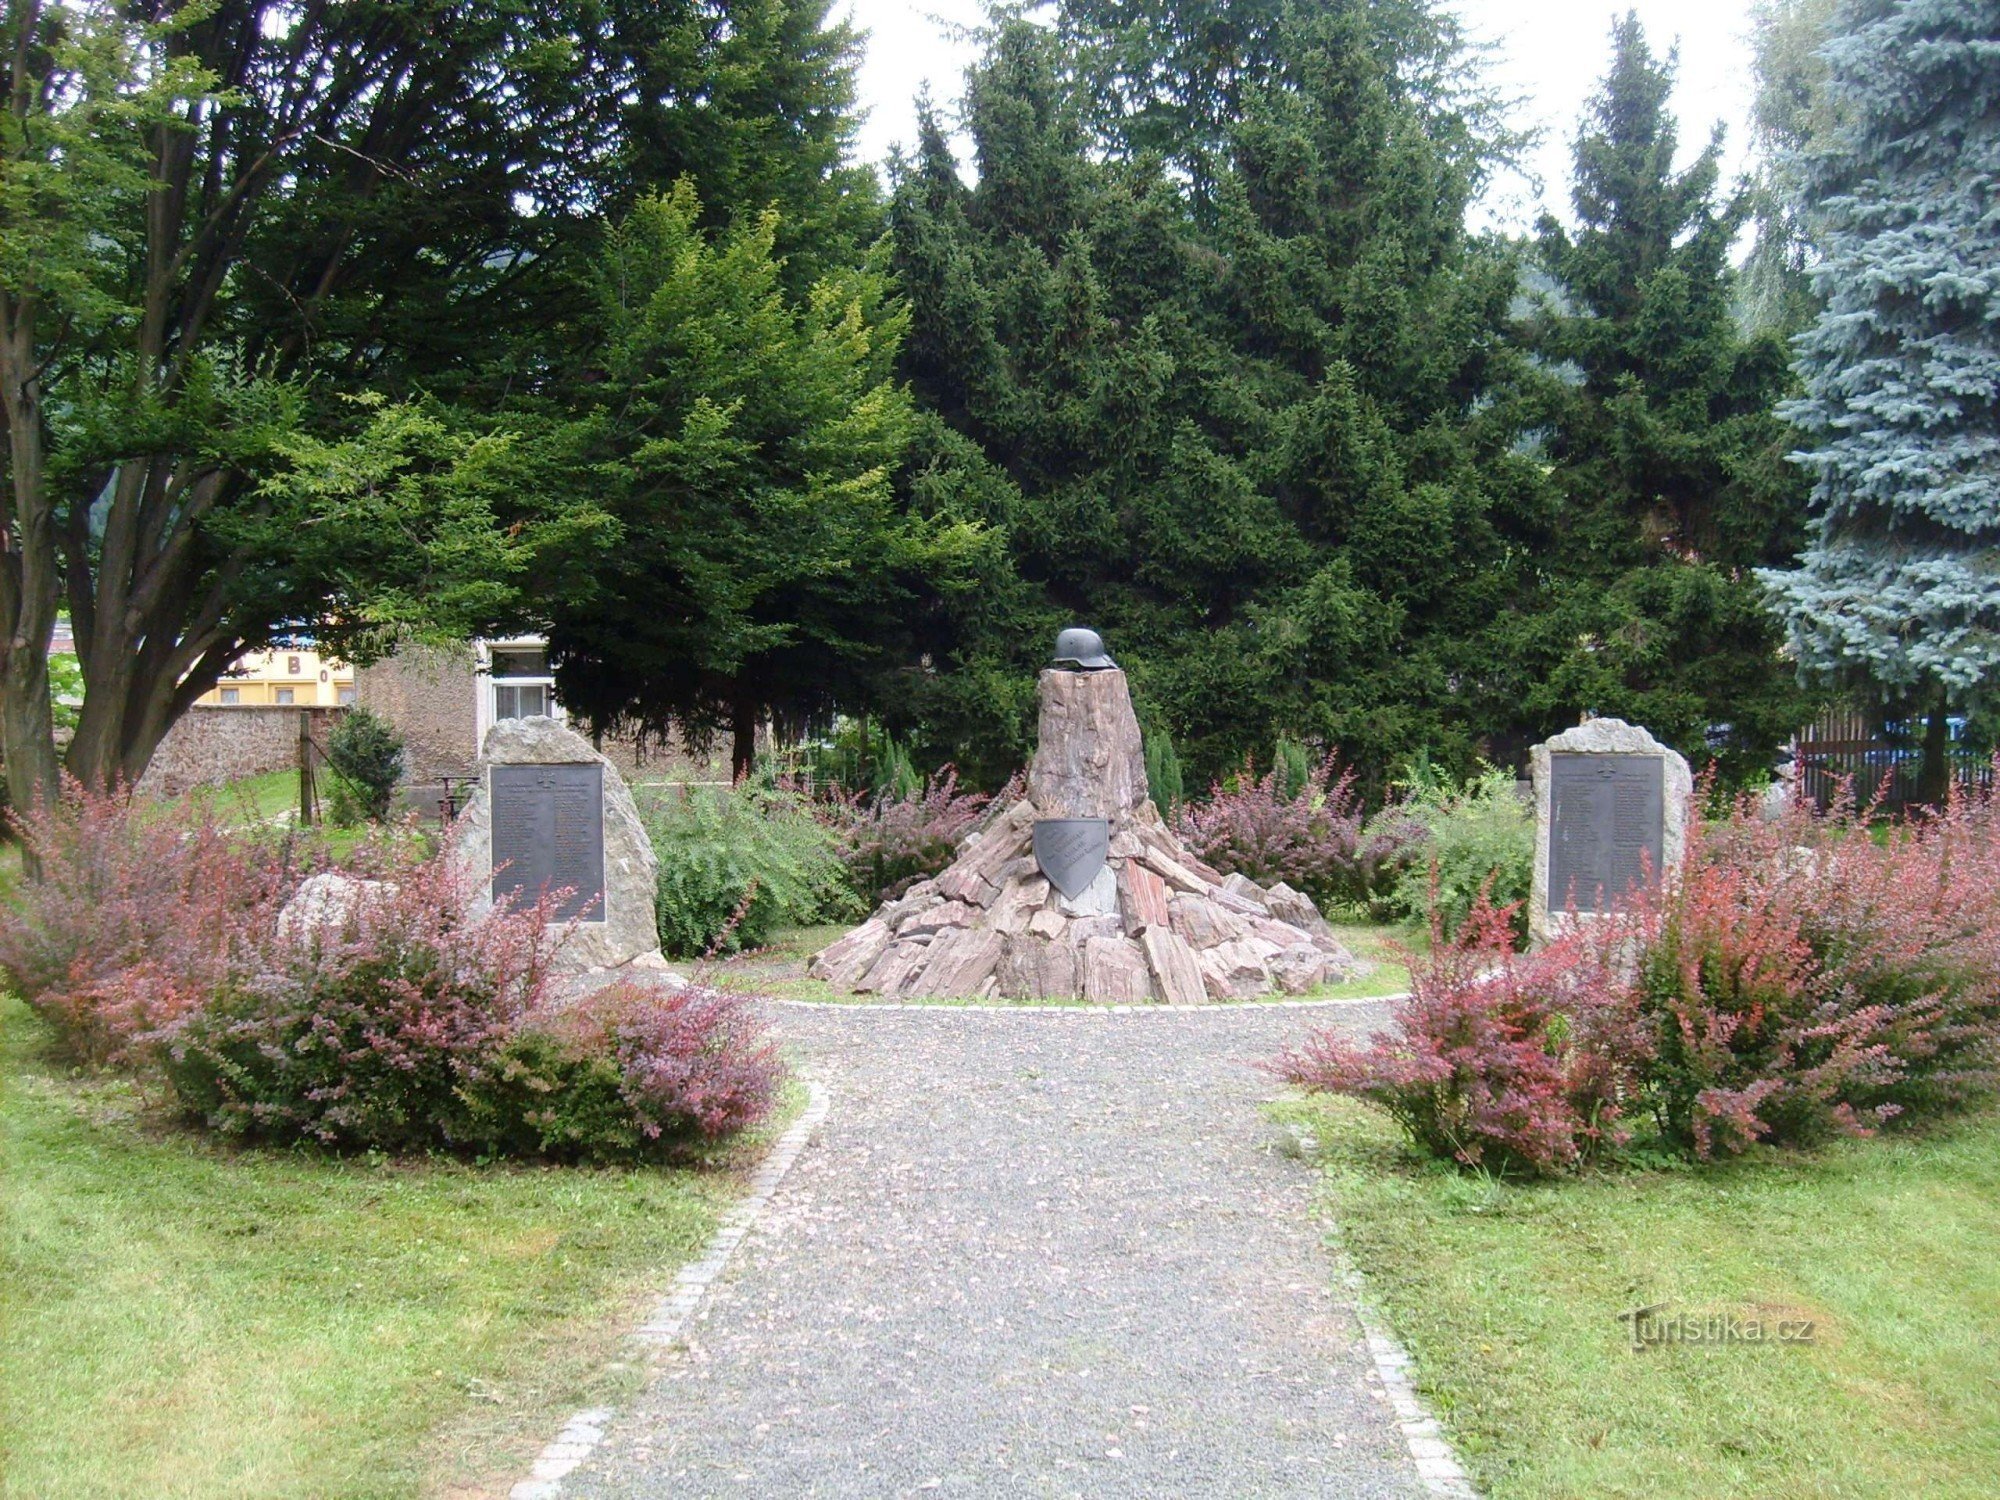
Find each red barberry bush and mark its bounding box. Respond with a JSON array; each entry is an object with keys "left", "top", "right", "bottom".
[
  {"left": 1177, "top": 755, "right": 1366, "bottom": 907},
  {"left": 1625, "top": 787, "right": 2000, "bottom": 1156},
  {"left": 818, "top": 767, "right": 996, "bottom": 903},
  {"left": 156, "top": 856, "right": 561, "bottom": 1150},
  {"left": 0, "top": 783, "right": 290, "bottom": 1065},
  {"left": 1277, "top": 891, "right": 1638, "bottom": 1176},
  {"left": 483, "top": 979, "right": 782, "bottom": 1160}
]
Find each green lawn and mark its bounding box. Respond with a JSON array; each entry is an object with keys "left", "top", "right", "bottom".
[
  {"left": 1272, "top": 1092, "right": 2000, "bottom": 1499},
  {"left": 183, "top": 768, "right": 302, "bottom": 826},
  {"left": 0, "top": 996, "right": 776, "bottom": 1500}
]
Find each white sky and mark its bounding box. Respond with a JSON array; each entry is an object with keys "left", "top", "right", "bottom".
[{"left": 842, "top": 0, "right": 1762, "bottom": 232}]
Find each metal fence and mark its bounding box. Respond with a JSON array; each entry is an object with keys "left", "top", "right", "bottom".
[{"left": 1794, "top": 704, "right": 1994, "bottom": 812}]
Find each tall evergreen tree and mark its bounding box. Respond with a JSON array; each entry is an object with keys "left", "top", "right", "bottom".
[
  {"left": 1760, "top": 0, "right": 2000, "bottom": 794},
  {"left": 535, "top": 185, "right": 985, "bottom": 776},
  {"left": 888, "top": 6, "right": 1550, "bottom": 791},
  {"left": 1741, "top": 0, "right": 1842, "bottom": 334},
  {"left": 1528, "top": 14, "right": 1815, "bottom": 779}
]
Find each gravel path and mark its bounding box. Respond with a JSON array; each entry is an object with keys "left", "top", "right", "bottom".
[{"left": 564, "top": 1000, "right": 1429, "bottom": 1500}]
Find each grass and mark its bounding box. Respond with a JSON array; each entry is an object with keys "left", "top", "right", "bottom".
[
  {"left": 182, "top": 768, "right": 301, "bottom": 826},
  {"left": 1270, "top": 1091, "right": 2000, "bottom": 1499},
  {"left": 0, "top": 995, "right": 789, "bottom": 1500},
  {"left": 709, "top": 918, "right": 1421, "bottom": 1005}
]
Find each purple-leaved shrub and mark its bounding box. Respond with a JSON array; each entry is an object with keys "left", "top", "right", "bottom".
[
  {"left": 1176, "top": 756, "right": 1365, "bottom": 907},
  {"left": 0, "top": 783, "right": 292, "bottom": 1065}
]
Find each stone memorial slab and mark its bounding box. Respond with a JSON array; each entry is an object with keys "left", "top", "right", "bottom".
[
  {"left": 452, "top": 716, "right": 664, "bottom": 972},
  {"left": 1530, "top": 718, "right": 1691, "bottom": 943}
]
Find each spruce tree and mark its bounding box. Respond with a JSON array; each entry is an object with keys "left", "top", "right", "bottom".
[
  {"left": 1760, "top": 0, "right": 2000, "bottom": 781},
  {"left": 1529, "top": 14, "right": 1815, "bottom": 780},
  {"left": 889, "top": 6, "right": 1549, "bottom": 791}
]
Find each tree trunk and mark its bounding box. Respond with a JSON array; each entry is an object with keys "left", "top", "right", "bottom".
[
  {"left": 1, "top": 283, "right": 63, "bottom": 821},
  {"left": 731, "top": 694, "right": 758, "bottom": 782},
  {"left": 1917, "top": 686, "right": 1952, "bottom": 807}
]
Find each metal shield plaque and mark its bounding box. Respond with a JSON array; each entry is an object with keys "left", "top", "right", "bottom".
[
  {"left": 1032, "top": 817, "right": 1110, "bottom": 899},
  {"left": 490, "top": 763, "right": 607, "bottom": 922},
  {"left": 1549, "top": 753, "right": 1664, "bottom": 913}
]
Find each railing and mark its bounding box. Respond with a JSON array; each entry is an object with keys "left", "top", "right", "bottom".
[{"left": 1794, "top": 704, "right": 1993, "bottom": 812}]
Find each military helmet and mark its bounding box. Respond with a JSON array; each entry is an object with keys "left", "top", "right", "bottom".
[{"left": 1052, "top": 626, "right": 1116, "bottom": 671}]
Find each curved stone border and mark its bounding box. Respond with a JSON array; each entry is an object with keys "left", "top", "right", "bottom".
[
  {"left": 509, "top": 1078, "right": 832, "bottom": 1500},
  {"left": 1286, "top": 1121, "right": 1478, "bottom": 1498},
  {"left": 770, "top": 991, "right": 1407, "bottom": 1014}
]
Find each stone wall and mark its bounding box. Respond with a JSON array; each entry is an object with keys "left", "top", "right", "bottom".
[
  {"left": 355, "top": 643, "right": 734, "bottom": 787},
  {"left": 137, "top": 704, "right": 345, "bottom": 797},
  {"left": 355, "top": 642, "right": 481, "bottom": 783}
]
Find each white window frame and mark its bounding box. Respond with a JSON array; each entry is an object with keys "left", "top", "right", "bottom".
[{"left": 475, "top": 636, "right": 563, "bottom": 747}]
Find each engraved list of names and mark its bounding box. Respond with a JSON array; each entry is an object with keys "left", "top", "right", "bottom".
[
  {"left": 490, "top": 763, "right": 607, "bottom": 922},
  {"left": 1548, "top": 752, "right": 1664, "bottom": 913}
]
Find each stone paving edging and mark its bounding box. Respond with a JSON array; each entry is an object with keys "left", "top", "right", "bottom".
[
  {"left": 1289, "top": 1123, "right": 1480, "bottom": 1499},
  {"left": 770, "top": 991, "right": 1409, "bottom": 1014},
  {"left": 508, "top": 1078, "right": 832, "bottom": 1500}
]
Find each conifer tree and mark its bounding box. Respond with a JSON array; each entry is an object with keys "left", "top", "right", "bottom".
[
  {"left": 1529, "top": 14, "right": 1815, "bottom": 779},
  {"left": 1760, "top": 0, "right": 2000, "bottom": 794},
  {"left": 889, "top": 7, "right": 1549, "bottom": 790},
  {"left": 536, "top": 185, "right": 985, "bottom": 777}
]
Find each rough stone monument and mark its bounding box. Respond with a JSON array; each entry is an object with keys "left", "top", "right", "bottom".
[
  {"left": 1529, "top": 717, "right": 1692, "bottom": 943},
  {"left": 452, "top": 716, "right": 665, "bottom": 972},
  {"left": 810, "top": 630, "right": 1362, "bottom": 1001}
]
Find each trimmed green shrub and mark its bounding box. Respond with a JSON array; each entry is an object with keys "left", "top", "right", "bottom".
[
  {"left": 325, "top": 707, "right": 405, "bottom": 825},
  {"left": 639, "top": 781, "right": 859, "bottom": 958}
]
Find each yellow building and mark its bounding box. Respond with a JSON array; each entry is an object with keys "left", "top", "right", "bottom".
[{"left": 195, "top": 648, "right": 355, "bottom": 708}]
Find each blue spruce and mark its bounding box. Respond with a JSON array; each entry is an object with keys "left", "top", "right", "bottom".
[{"left": 1761, "top": 0, "right": 2000, "bottom": 702}]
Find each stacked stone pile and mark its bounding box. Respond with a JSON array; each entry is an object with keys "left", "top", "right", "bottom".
[{"left": 810, "top": 666, "right": 1362, "bottom": 1002}]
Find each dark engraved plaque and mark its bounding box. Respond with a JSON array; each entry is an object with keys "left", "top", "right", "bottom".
[
  {"left": 1032, "top": 818, "right": 1110, "bottom": 899},
  {"left": 490, "top": 763, "right": 606, "bottom": 922},
  {"left": 1549, "top": 753, "right": 1664, "bottom": 914}
]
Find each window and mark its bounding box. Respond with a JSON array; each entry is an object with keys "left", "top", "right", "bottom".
[
  {"left": 337, "top": 685, "right": 357, "bottom": 705},
  {"left": 489, "top": 647, "right": 548, "bottom": 679},
  {"left": 493, "top": 682, "right": 550, "bottom": 720},
  {"left": 479, "top": 638, "right": 561, "bottom": 742},
  {"left": 274, "top": 687, "right": 295, "bottom": 705},
  {"left": 287, "top": 655, "right": 302, "bottom": 675},
  {"left": 220, "top": 687, "right": 240, "bottom": 706}
]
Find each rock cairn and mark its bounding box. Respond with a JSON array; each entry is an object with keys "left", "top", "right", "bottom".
[{"left": 810, "top": 667, "right": 1362, "bottom": 1001}]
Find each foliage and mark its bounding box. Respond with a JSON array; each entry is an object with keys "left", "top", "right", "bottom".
[
  {"left": 815, "top": 767, "right": 994, "bottom": 904},
  {"left": 1374, "top": 764, "right": 1535, "bottom": 939},
  {"left": 885, "top": 7, "right": 1556, "bottom": 790},
  {"left": 1624, "top": 789, "right": 2000, "bottom": 1157},
  {"left": 1289, "top": 786, "right": 2000, "bottom": 1171},
  {"left": 0, "top": 784, "right": 291, "bottom": 1065},
  {"left": 324, "top": 707, "right": 406, "bottom": 826},
  {"left": 1741, "top": 0, "right": 1843, "bottom": 333},
  {"left": 1523, "top": 15, "right": 1817, "bottom": 784},
  {"left": 1176, "top": 755, "right": 1366, "bottom": 907},
  {"left": 1758, "top": 0, "right": 2000, "bottom": 713},
  {"left": 639, "top": 780, "right": 859, "bottom": 958},
  {"left": 1144, "top": 725, "right": 1185, "bottom": 818},
  {"left": 156, "top": 858, "right": 561, "bottom": 1151},
  {"left": 0, "top": 2, "right": 644, "bottom": 802},
  {"left": 1278, "top": 895, "right": 1635, "bottom": 1176},
  {"left": 483, "top": 981, "right": 781, "bottom": 1160},
  {"left": 535, "top": 182, "right": 986, "bottom": 778},
  {"left": 0, "top": 0, "right": 877, "bottom": 803}
]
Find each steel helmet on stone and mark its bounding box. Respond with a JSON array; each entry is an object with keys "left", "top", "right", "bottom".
[{"left": 1052, "top": 626, "right": 1115, "bottom": 671}]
